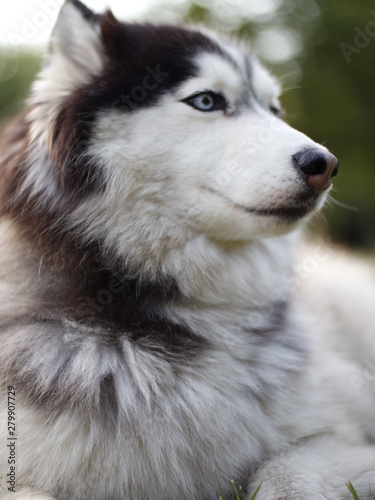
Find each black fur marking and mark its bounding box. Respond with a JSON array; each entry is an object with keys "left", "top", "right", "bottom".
[
  {"left": 0, "top": 236, "right": 207, "bottom": 417},
  {"left": 99, "top": 18, "right": 226, "bottom": 111},
  {"left": 0, "top": 304, "right": 207, "bottom": 419},
  {"left": 99, "top": 373, "right": 119, "bottom": 424},
  {"left": 50, "top": 92, "right": 106, "bottom": 202},
  {"left": 49, "top": 16, "right": 227, "bottom": 202},
  {"left": 45, "top": 262, "right": 206, "bottom": 361},
  {"left": 68, "top": 0, "right": 96, "bottom": 21},
  {"left": 243, "top": 55, "right": 258, "bottom": 106},
  {"left": 0, "top": 20, "right": 223, "bottom": 416}
]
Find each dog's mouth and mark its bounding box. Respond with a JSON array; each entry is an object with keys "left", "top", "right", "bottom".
[
  {"left": 204, "top": 187, "right": 318, "bottom": 222},
  {"left": 245, "top": 203, "right": 315, "bottom": 221}
]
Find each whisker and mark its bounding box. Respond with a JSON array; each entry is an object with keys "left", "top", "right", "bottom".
[{"left": 327, "top": 195, "right": 359, "bottom": 212}]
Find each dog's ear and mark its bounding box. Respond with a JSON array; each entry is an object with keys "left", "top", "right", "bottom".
[
  {"left": 33, "top": 0, "right": 112, "bottom": 99},
  {"left": 48, "top": 0, "right": 103, "bottom": 81}
]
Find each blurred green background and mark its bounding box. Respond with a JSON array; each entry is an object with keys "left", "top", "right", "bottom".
[{"left": 1, "top": 0, "right": 374, "bottom": 248}]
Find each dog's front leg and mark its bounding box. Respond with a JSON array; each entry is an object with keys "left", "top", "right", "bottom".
[{"left": 248, "top": 436, "right": 375, "bottom": 500}]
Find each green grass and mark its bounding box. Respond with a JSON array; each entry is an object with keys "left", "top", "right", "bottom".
[
  {"left": 216, "top": 479, "right": 261, "bottom": 500},
  {"left": 221, "top": 481, "right": 372, "bottom": 500},
  {"left": 247, "top": 482, "right": 262, "bottom": 500},
  {"left": 218, "top": 479, "right": 374, "bottom": 500},
  {"left": 165, "top": 480, "right": 373, "bottom": 499},
  {"left": 347, "top": 481, "right": 373, "bottom": 500}
]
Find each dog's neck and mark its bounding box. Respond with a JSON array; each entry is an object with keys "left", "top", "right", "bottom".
[
  {"left": 161, "top": 233, "right": 298, "bottom": 335},
  {"left": 174, "top": 234, "right": 295, "bottom": 300},
  {"left": 2, "top": 213, "right": 298, "bottom": 331}
]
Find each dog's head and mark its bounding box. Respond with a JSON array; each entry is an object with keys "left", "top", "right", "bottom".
[{"left": 13, "top": 0, "right": 338, "bottom": 271}]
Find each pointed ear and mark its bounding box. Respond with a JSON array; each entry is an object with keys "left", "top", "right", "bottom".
[
  {"left": 49, "top": 0, "right": 103, "bottom": 77},
  {"left": 33, "top": 0, "right": 107, "bottom": 98}
]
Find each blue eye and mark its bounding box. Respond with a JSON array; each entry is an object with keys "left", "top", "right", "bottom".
[{"left": 183, "top": 92, "right": 227, "bottom": 112}]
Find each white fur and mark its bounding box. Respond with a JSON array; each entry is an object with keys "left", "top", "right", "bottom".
[
  {"left": 22, "top": 1, "right": 105, "bottom": 205},
  {"left": 1, "top": 2, "right": 375, "bottom": 499},
  {"left": 69, "top": 50, "right": 327, "bottom": 285}
]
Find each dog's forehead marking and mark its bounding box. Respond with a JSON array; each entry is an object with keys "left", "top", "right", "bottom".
[{"left": 175, "top": 33, "right": 280, "bottom": 111}]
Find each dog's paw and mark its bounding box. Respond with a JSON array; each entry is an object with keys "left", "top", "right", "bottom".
[
  {"left": 248, "top": 439, "right": 375, "bottom": 500},
  {"left": 247, "top": 477, "right": 334, "bottom": 500},
  {"left": 247, "top": 460, "right": 338, "bottom": 500}
]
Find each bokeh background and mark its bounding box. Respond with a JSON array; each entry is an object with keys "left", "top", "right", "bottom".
[{"left": 1, "top": 0, "right": 374, "bottom": 249}]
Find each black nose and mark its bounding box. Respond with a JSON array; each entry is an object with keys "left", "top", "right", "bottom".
[{"left": 292, "top": 148, "right": 339, "bottom": 194}]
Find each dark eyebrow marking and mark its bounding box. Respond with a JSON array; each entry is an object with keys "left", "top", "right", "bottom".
[
  {"left": 221, "top": 49, "right": 243, "bottom": 74},
  {"left": 202, "top": 37, "right": 243, "bottom": 76},
  {"left": 244, "top": 54, "right": 253, "bottom": 82},
  {"left": 240, "top": 54, "right": 260, "bottom": 108},
  {"left": 242, "top": 54, "right": 280, "bottom": 114}
]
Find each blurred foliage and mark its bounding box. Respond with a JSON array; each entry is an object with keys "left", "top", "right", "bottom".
[
  {"left": 284, "top": 0, "right": 375, "bottom": 249},
  {"left": 0, "top": 0, "right": 374, "bottom": 248},
  {"left": 154, "top": 0, "right": 375, "bottom": 248},
  {"left": 0, "top": 49, "right": 41, "bottom": 123}
]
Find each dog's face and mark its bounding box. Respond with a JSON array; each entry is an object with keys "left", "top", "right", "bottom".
[{"left": 26, "top": 0, "right": 338, "bottom": 268}]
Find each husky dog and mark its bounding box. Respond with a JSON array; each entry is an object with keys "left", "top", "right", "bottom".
[{"left": 0, "top": 1, "right": 375, "bottom": 498}]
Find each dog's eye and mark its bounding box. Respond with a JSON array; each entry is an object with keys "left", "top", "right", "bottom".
[{"left": 183, "top": 92, "right": 227, "bottom": 112}]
